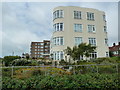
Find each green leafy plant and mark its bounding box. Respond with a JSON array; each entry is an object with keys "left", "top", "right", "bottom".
[{"left": 2, "top": 73, "right": 119, "bottom": 89}]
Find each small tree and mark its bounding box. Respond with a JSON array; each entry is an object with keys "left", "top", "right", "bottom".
[
  {"left": 64, "top": 43, "right": 96, "bottom": 62},
  {"left": 3, "top": 56, "right": 21, "bottom": 66},
  {"left": 78, "top": 43, "right": 96, "bottom": 60}
]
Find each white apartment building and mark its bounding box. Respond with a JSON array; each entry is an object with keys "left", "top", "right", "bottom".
[{"left": 50, "top": 6, "right": 109, "bottom": 61}]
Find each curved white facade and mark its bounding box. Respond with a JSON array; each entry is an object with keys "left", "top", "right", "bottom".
[{"left": 51, "top": 6, "right": 109, "bottom": 61}]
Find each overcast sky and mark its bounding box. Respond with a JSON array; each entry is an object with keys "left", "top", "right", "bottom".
[{"left": 1, "top": 2, "right": 118, "bottom": 57}]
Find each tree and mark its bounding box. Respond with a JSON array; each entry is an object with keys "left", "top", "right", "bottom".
[
  {"left": 78, "top": 43, "right": 96, "bottom": 59},
  {"left": 3, "top": 56, "right": 21, "bottom": 66},
  {"left": 64, "top": 43, "right": 96, "bottom": 61}
]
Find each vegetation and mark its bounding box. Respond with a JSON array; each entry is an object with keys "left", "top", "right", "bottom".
[
  {"left": 11, "top": 59, "right": 39, "bottom": 66},
  {"left": 59, "top": 59, "right": 70, "bottom": 65},
  {"left": 2, "top": 56, "right": 120, "bottom": 89},
  {"left": 64, "top": 43, "right": 96, "bottom": 61},
  {"left": 3, "top": 56, "right": 21, "bottom": 66},
  {"left": 13, "top": 67, "right": 71, "bottom": 79},
  {"left": 2, "top": 73, "right": 119, "bottom": 89},
  {"left": 1, "top": 45, "right": 120, "bottom": 89}
]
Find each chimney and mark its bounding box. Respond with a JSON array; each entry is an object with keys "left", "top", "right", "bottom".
[{"left": 113, "top": 43, "right": 116, "bottom": 46}]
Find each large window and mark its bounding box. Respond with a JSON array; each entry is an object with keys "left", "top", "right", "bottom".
[
  {"left": 53, "top": 51, "right": 64, "bottom": 60},
  {"left": 104, "top": 26, "right": 107, "bottom": 32},
  {"left": 88, "top": 25, "right": 96, "bottom": 33},
  {"left": 87, "top": 12, "right": 94, "bottom": 20},
  {"left": 89, "top": 38, "right": 96, "bottom": 46},
  {"left": 53, "top": 10, "right": 63, "bottom": 20},
  {"left": 74, "top": 24, "right": 82, "bottom": 32},
  {"left": 105, "top": 38, "right": 108, "bottom": 45},
  {"left": 75, "top": 37, "right": 82, "bottom": 46},
  {"left": 53, "top": 23, "right": 64, "bottom": 32},
  {"left": 74, "top": 11, "right": 82, "bottom": 19},
  {"left": 90, "top": 52, "right": 97, "bottom": 59},
  {"left": 53, "top": 37, "right": 64, "bottom": 46}
]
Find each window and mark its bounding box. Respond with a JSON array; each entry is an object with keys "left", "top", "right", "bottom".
[
  {"left": 45, "top": 49, "right": 48, "bottom": 51},
  {"left": 90, "top": 52, "right": 97, "bottom": 59},
  {"left": 53, "top": 10, "right": 63, "bottom": 20},
  {"left": 57, "top": 37, "right": 59, "bottom": 45},
  {"left": 74, "top": 11, "right": 81, "bottom": 19},
  {"left": 53, "top": 51, "right": 64, "bottom": 60},
  {"left": 35, "top": 43, "right": 37, "bottom": 45},
  {"left": 88, "top": 25, "right": 95, "bottom": 33},
  {"left": 53, "top": 37, "right": 56, "bottom": 45},
  {"left": 57, "top": 51, "right": 59, "bottom": 60},
  {"left": 54, "top": 52, "right": 56, "bottom": 60},
  {"left": 40, "top": 46, "right": 43, "bottom": 48},
  {"left": 60, "top": 37, "right": 64, "bottom": 45},
  {"left": 35, "top": 46, "right": 37, "bottom": 48},
  {"left": 104, "top": 26, "right": 107, "bottom": 32},
  {"left": 45, "top": 46, "right": 49, "bottom": 48},
  {"left": 60, "top": 23, "right": 63, "bottom": 31},
  {"left": 35, "top": 49, "right": 37, "bottom": 51},
  {"left": 105, "top": 38, "right": 108, "bottom": 45},
  {"left": 87, "top": 12, "right": 94, "bottom": 20},
  {"left": 106, "top": 52, "right": 109, "bottom": 57},
  {"left": 74, "top": 24, "right": 82, "bottom": 32},
  {"left": 60, "top": 51, "right": 64, "bottom": 60},
  {"left": 35, "top": 55, "right": 37, "bottom": 58},
  {"left": 39, "top": 55, "right": 43, "bottom": 58},
  {"left": 47, "top": 42, "right": 50, "bottom": 44},
  {"left": 37, "top": 43, "right": 40, "bottom": 45},
  {"left": 75, "top": 37, "right": 82, "bottom": 46},
  {"left": 89, "top": 38, "right": 96, "bottom": 46},
  {"left": 103, "top": 15, "right": 106, "bottom": 21},
  {"left": 40, "top": 49, "right": 43, "bottom": 51},
  {"left": 53, "top": 23, "right": 64, "bottom": 32},
  {"left": 53, "top": 37, "right": 64, "bottom": 46}
]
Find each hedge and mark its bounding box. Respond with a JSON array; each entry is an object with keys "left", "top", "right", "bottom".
[{"left": 2, "top": 73, "right": 119, "bottom": 89}]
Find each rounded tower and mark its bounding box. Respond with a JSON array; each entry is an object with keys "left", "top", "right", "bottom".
[{"left": 51, "top": 6, "right": 109, "bottom": 62}]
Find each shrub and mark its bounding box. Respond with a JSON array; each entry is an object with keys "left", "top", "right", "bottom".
[
  {"left": 2, "top": 68, "right": 12, "bottom": 78},
  {"left": 3, "top": 56, "right": 21, "bottom": 66},
  {"left": 13, "top": 67, "right": 71, "bottom": 79},
  {"left": 2, "top": 73, "right": 119, "bottom": 89},
  {"left": 11, "top": 59, "right": 39, "bottom": 66},
  {"left": 93, "top": 57, "right": 117, "bottom": 64}
]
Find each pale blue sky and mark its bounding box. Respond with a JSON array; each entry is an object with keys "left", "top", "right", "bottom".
[{"left": 1, "top": 2, "right": 118, "bottom": 57}]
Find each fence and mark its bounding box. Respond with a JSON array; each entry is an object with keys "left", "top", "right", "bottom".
[{"left": 1, "top": 64, "right": 119, "bottom": 78}]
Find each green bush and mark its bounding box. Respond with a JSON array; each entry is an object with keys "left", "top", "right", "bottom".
[
  {"left": 2, "top": 73, "right": 119, "bottom": 89},
  {"left": 11, "top": 59, "right": 39, "bottom": 66},
  {"left": 3, "top": 56, "right": 21, "bottom": 66},
  {"left": 2, "top": 68, "right": 12, "bottom": 78}
]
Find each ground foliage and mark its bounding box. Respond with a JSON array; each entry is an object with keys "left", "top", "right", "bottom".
[{"left": 2, "top": 73, "right": 119, "bottom": 89}]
